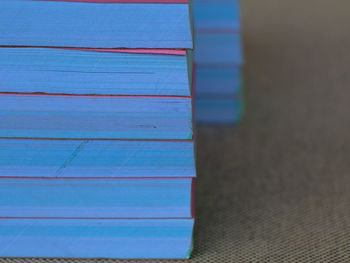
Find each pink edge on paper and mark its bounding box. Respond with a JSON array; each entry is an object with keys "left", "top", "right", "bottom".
[
  {"left": 71, "top": 48, "right": 187, "bottom": 56},
  {"left": 0, "top": 45, "right": 187, "bottom": 56},
  {"left": 192, "top": 62, "right": 197, "bottom": 128},
  {"left": 0, "top": 46, "right": 187, "bottom": 56},
  {"left": 191, "top": 178, "right": 196, "bottom": 218}
]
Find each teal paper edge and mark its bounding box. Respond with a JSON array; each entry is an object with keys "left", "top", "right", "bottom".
[
  {"left": 185, "top": 220, "right": 195, "bottom": 259},
  {"left": 186, "top": 238, "right": 194, "bottom": 259}
]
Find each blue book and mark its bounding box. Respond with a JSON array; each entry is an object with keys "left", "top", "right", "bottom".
[
  {"left": 0, "top": 219, "right": 194, "bottom": 258},
  {"left": 193, "top": 0, "right": 241, "bottom": 30},
  {"left": 193, "top": 0, "right": 244, "bottom": 123},
  {"left": 196, "top": 97, "right": 243, "bottom": 123},
  {"left": 0, "top": 95, "right": 193, "bottom": 139},
  {"left": 0, "top": 0, "right": 196, "bottom": 259},
  {"left": 0, "top": 0, "right": 192, "bottom": 49},
  {"left": 195, "top": 33, "right": 243, "bottom": 65},
  {"left": 195, "top": 66, "right": 242, "bottom": 96},
  {"left": 0, "top": 139, "right": 195, "bottom": 178},
  {"left": 0, "top": 139, "right": 195, "bottom": 217},
  {"left": 0, "top": 48, "right": 193, "bottom": 96},
  {"left": 194, "top": 0, "right": 242, "bottom": 65},
  {"left": 0, "top": 178, "right": 194, "bottom": 218}
]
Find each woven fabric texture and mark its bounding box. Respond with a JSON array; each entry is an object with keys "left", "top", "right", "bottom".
[{"left": 2, "top": 0, "right": 350, "bottom": 262}]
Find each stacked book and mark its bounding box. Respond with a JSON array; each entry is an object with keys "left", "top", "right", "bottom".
[
  {"left": 0, "top": 0, "right": 195, "bottom": 259},
  {"left": 193, "top": 0, "right": 244, "bottom": 123}
]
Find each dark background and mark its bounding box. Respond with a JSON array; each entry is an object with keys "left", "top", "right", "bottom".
[{"left": 2, "top": 0, "right": 350, "bottom": 262}]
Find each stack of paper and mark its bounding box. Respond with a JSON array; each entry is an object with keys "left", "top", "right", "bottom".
[
  {"left": 0, "top": 0, "right": 195, "bottom": 259},
  {"left": 193, "top": 0, "right": 244, "bottom": 123}
]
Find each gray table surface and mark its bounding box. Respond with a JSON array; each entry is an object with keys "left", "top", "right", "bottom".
[{"left": 2, "top": 0, "right": 350, "bottom": 262}]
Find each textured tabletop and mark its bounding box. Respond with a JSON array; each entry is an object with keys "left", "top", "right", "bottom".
[{"left": 2, "top": 0, "right": 350, "bottom": 262}]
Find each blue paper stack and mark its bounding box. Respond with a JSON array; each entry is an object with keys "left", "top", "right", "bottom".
[
  {"left": 0, "top": 0, "right": 195, "bottom": 259},
  {"left": 193, "top": 0, "right": 244, "bottom": 123}
]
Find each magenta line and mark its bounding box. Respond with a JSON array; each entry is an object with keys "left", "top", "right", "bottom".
[
  {"left": 74, "top": 48, "right": 187, "bottom": 55},
  {"left": 191, "top": 178, "right": 196, "bottom": 218},
  {"left": 0, "top": 46, "right": 187, "bottom": 56}
]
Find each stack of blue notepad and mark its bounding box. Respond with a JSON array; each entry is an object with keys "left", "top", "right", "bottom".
[
  {"left": 0, "top": 0, "right": 195, "bottom": 259},
  {"left": 193, "top": 0, "right": 244, "bottom": 123}
]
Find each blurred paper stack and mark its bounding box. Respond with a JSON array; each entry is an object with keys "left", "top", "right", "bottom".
[
  {"left": 193, "top": 0, "right": 244, "bottom": 123},
  {"left": 0, "top": 0, "right": 195, "bottom": 259}
]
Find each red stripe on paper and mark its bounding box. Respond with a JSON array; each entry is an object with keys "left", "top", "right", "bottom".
[
  {"left": 0, "top": 46, "right": 187, "bottom": 56},
  {"left": 73, "top": 48, "right": 187, "bottom": 55},
  {"left": 191, "top": 178, "right": 196, "bottom": 218}
]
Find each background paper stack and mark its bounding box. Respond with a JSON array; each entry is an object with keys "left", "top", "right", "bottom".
[
  {"left": 0, "top": 0, "right": 195, "bottom": 259},
  {"left": 193, "top": 0, "right": 244, "bottom": 123}
]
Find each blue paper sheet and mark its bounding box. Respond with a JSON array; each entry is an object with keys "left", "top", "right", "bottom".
[
  {"left": 0, "top": 1, "right": 192, "bottom": 48},
  {"left": 195, "top": 66, "right": 242, "bottom": 96},
  {"left": 193, "top": 0, "right": 241, "bottom": 30},
  {"left": 0, "top": 218, "right": 194, "bottom": 258},
  {"left": 0, "top": 139, "right": 196, "bottom": 178},
  {"left": 195, "top": 33, "right": 243, "bottom": 65},
  {"left": 196, "top": 97, "right": 243, "bottom": 123},
  {"left": 0, "top": 48, "right": 191, "bottom": 96},
  {"left": 0, "top": 95, "right": 193, "bottom": 139},
  {"left": 193, "top": 0, "right": 244, "bottom": 123},
  {"left": 0, "top": 178, "right": 193, "bottom": 218}
]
